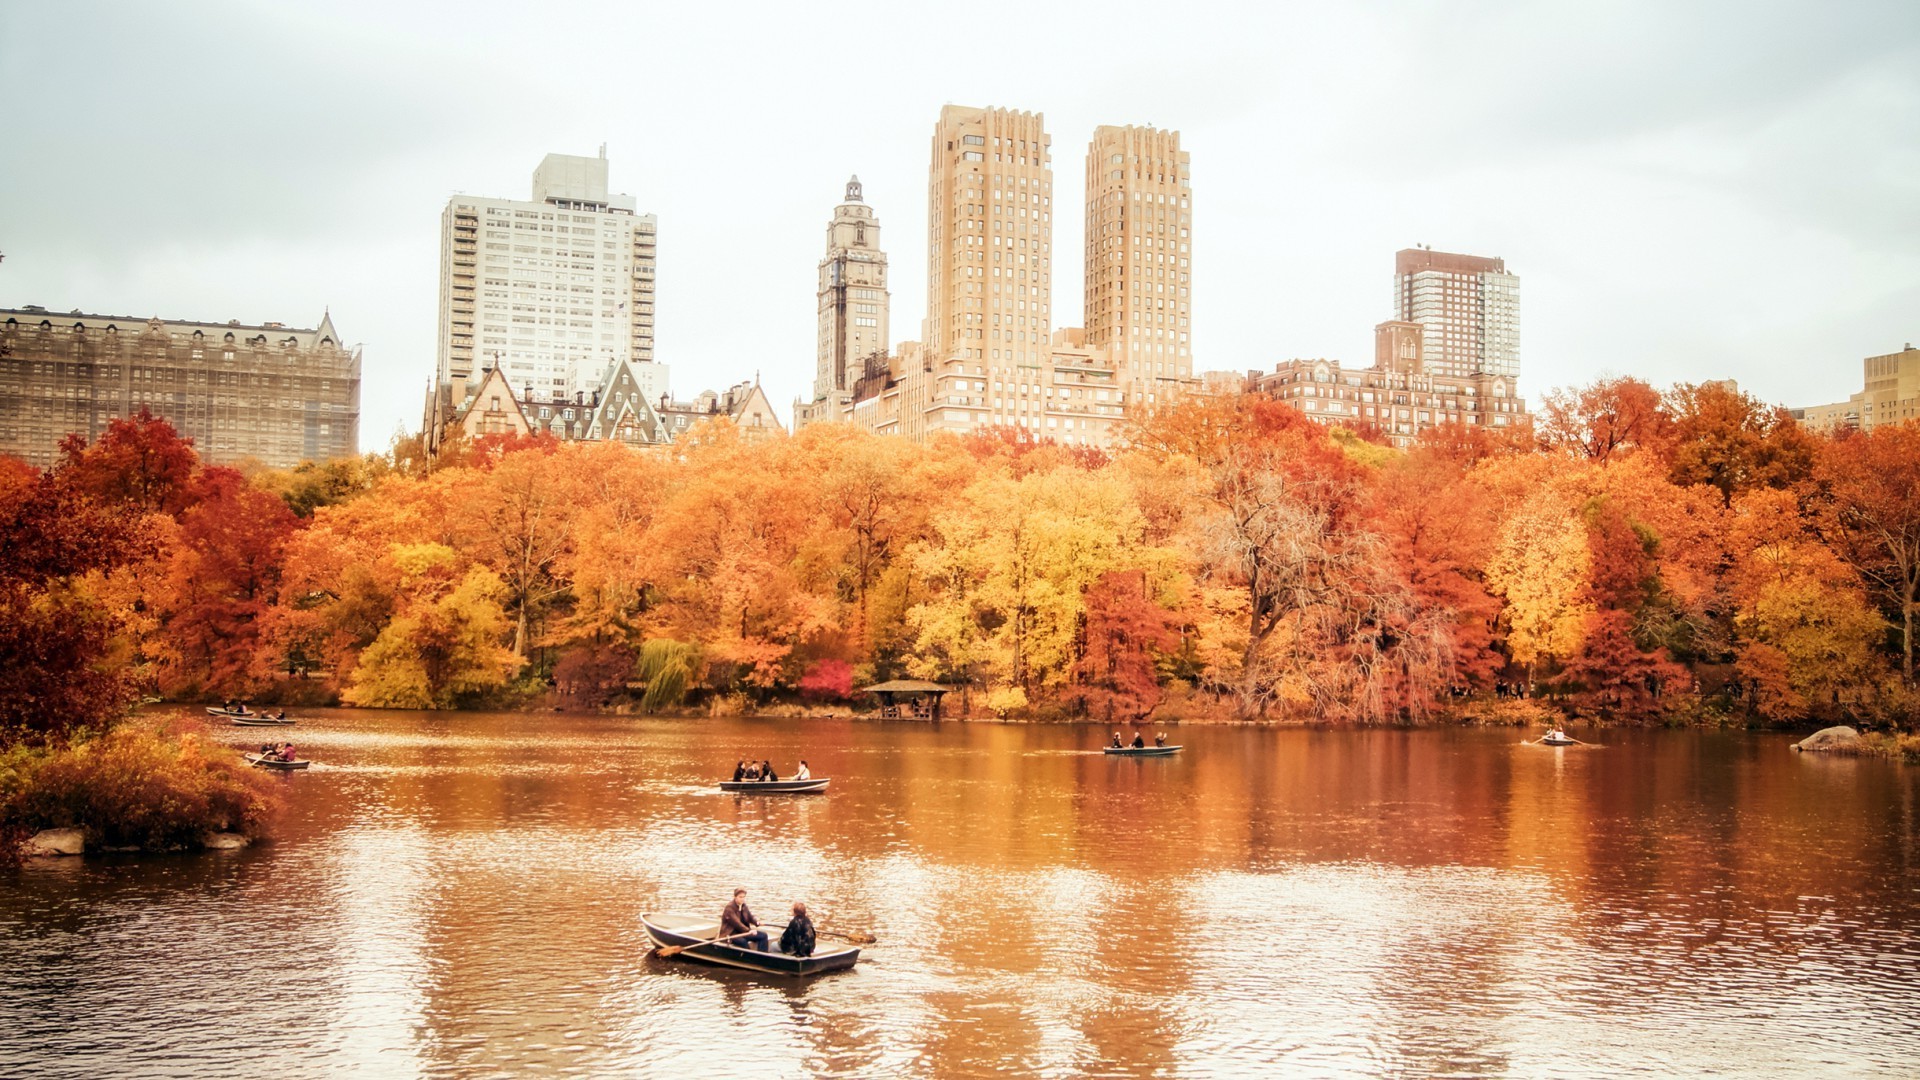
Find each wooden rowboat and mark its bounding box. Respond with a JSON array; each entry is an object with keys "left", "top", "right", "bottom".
[
  {"left": 1103, "top": 745, "right": 1183, "bottom": 756},
  {"left": 207, "top": 707, "right": 293, "bottom": 724},
  {"left": 717, "top": 778, "right": 830, "bottom": 793},
  {"left": 245, "top": 754, "right": 311, "bottom": 770},
  {"left": 641, "top": 912, "right": 859, "bottom": 976},
  {"left": 1538, "top": 734, "right": 1578, "bottom": 746}
]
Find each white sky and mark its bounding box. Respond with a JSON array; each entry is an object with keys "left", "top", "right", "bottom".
[{"left": 2, "top": 1, "right": 1915, "bottom": 453}]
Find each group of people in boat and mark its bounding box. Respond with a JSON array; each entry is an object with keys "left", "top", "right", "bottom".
[
  {"left": 718, "top": 887, "right": 815, "bottom": 957},
  {"left": 257, "top": 742, "right": 297, "bottom": 762},
  {"left": 730, "top": 759, "right": 811, "bottom": 782},
  {"left": 225, "top": 700, "right": 289, "bottom": 720},
  {"left": 1109, "top": 730, "right": 1168, "bottom": 748}
]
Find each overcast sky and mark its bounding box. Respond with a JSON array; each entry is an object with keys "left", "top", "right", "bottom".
[{"left": 3, "top": 1, "right": 1916, "bottom": 452}]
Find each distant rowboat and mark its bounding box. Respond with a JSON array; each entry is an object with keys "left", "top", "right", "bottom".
[
  {"left": 718, "top": 778, "right": 830, "bottom": 793},
  {"left": 245, "top": 754, "right": 311, "bottom": 770},
  {"left": 1103, "top": 745, "right": 1182, "bottom": 756},
  {"left": 230, "top": 716, "right": 296, "bottom": 727}
]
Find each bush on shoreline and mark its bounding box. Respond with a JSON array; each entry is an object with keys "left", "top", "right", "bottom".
[{"left": 2, "top": 716, "right": 281, "bottom": 855}]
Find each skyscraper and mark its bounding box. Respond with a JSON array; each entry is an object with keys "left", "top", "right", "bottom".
[
  {"left": 813, "top": 176, "right": 890, "bottom": 401},
  {"left": 927, "top": 106, "right": 1052, "bottom": 368},
  {"left": 1392, "top": 248, "right": 1520, "bottom": 379},
  {"left": 436, "top": 149, "right": 664, "bottom": 406},
  {"left": 1084, "top": 125, "right": 1192, "bottom": 403}
]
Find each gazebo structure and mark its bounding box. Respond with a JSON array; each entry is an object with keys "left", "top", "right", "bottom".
[{"left": 862, "top": 680, "right": 950, "bottom": 720}]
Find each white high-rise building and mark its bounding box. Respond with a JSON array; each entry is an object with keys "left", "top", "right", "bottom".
[
  {"left": 436, "top": 149, "right": 665, "bottom": 406},
  {"left": 1392, "top": 248, "right": 1520, "bottom": 379}
]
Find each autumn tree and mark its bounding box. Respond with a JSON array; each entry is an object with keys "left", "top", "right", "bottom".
[
  {"left": 1814, "top": 423, "right": 1920, "bottom": 688},
  {"left": 342, "top": 543, "right": 521, "bottom": 708},
  {"left": 1665, "top": 381, "right": 1817, "bottom": 507},
  {"left": 152, "top": 467, "right": 300, "bottom": 697},
  {"left": 56, "top": 408, "right": 199, "bottom": 516},
  {"left": 0, "top": 457, "right": 157, "bottom": 743},
  {"left": 1071, "top": 570, "right": 1183, "bottom": 722},
  {"left": 1536, "top": 377, "right": 1672, "bottom": 463}
]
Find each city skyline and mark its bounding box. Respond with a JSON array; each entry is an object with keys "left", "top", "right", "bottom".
[{"left": 2, "top": 1, "right": 1915, "bottom": 453}]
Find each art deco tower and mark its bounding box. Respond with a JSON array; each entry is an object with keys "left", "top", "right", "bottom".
[
  {"left": 927, "top": 105, "right": 1052, "bottom": 368},
  {"left": 814, "top": 177, "right": 890, "bottom": 400},
  {"left": 1084, "top": 125, "right": 1192, "bottom": 402}
]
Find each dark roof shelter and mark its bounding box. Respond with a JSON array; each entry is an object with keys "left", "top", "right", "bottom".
[{"left": 863, "top": 680, "right": 949, "bottom": 720}]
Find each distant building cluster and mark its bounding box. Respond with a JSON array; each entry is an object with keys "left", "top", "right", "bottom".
[
  {"left": 0, "top": 307, "right": 360, "bottom": 468},
  {"left": 425, "top": 149, "right": 781, "bottom": 454},
  {"left": 796, "top": 107, "right": 1195, "bottom": 446},
  {"left": 793, "top": 106, "right": 1528, "bottom": 449},
  {"left": 1793, "top": 343, "right": 1920, "bottom": 432},
  {"left": 1237, "top": 250, "right": 1530, "bottom": 446}
]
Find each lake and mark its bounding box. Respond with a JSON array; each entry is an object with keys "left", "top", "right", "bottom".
[{"left": 2, "top": 710, "right": 1916, "bottom": 1077}]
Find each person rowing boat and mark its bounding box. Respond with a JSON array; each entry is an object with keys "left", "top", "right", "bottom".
[{"left": 720, "top": 888, "right": 769, "bottom": 952}]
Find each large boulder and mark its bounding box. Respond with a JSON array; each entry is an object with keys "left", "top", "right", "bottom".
[
  {"left": 200, "top": 832, "right": 251, "bottom": 850},
  {"left": 1793, "top": 726, "right": 1863, "bottom": 753},
  {"left": 20, "top": 828, "right": 85, "bottom": 856}
]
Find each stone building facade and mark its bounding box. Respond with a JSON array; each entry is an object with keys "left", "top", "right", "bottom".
[
  {"left": 1243, "top": 321, "right": 1528, "bottom": 447},
  {"left": 0, "top": 306, "right": 361, "bottom": 468}
]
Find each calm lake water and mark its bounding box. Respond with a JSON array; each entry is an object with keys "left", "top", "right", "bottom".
[{"left": 2, "top": 710, "right": 1917, "bottom": 1078}]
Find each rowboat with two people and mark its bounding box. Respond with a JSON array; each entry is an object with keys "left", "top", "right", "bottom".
[
  {"left": 1538, "top": 728, "right": 1580, "bottom": 746},
  {"left": 245, "top": 753, "right": 311, "bottom": 770},
  {"left": 642, "top": 911, "right": 861, "bottom": 976}
]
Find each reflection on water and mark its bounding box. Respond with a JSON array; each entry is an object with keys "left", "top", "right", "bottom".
[{"left": 3, "top": 711, "right": 1918, "bottom": 1077}]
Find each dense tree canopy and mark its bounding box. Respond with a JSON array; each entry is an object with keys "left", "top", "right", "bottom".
[{"left": 5, "top": 392, "right": 1917, "bottom": 730}]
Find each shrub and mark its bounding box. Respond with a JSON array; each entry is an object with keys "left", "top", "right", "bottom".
[
  {"left": 798, "top": 659, "right": 855, "bottom": 702},
  {"left": 2, "top": 717, "right": 281, "bottom": 851}
]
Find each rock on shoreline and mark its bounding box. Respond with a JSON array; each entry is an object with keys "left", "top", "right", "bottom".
[
  {"left": 1793, "top": 726, "right": 1864, "bottom": 753},
  {"left": 17, "top": 827, "right": 253, "bottom": 857}
]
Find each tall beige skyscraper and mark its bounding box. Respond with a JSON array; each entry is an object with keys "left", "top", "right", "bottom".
[
  {"left": 813, "top": 176, "right": 890, "bottom": 400},
  {"left": 1084, "top": 125, "right": 1192, "bottom": 402},
  {"left": 927, "top": 106, "right": 1053, "bottom": 368}
]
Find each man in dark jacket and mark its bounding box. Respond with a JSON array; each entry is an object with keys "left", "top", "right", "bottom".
[
  {"left": 719, "top": 888, "right": 769, "bottom": 951},
  {"left": 779, "top": 901, "right": 816, "bottom": 957}
]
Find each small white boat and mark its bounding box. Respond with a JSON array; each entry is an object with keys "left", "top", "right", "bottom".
[{"left": 1538, "top": 730, "right": 1578, "bottom": 746}]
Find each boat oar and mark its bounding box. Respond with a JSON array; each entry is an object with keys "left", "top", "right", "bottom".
[
  {"left": 656, "top": 929, "right": 759, "bottom": 958},
  {"left": 817, "top": 928, "right": 877, "bottom": 945}
]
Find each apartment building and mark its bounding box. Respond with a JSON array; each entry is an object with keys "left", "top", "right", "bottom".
[
  {"left": 1392, "top": 247, "right": 1520, "bottom": 379},
  {"left": 1084, "top": 125, "right": 1192, "bottom": 405},
  {"left": 436, "top": 149, "right": 664, "bottom": 406},
  {"left": 1, "top": 307, "right": 360, "bottom": 468},
  {"left": 1795, "top": 343, "right": 1920, "bottom": 431}
]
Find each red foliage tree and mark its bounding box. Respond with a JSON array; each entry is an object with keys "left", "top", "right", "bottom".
[
  {"left": 798, "top": 658, "right": 855, "bottom": 702},
  {"left": 0, "top": 459, "right": 158, "bottom": 744},
  {"left": 1072, "top": 570, "right": 1181, "bottom": 722},
  {"left": 158, "top": 467, "right": 300, "bottom": 696},
  {"left": 1815, "top": 422, "right": 1920, "bottom": 685},
  {"left": 1563, "top": 502, "right": 1688, "bottom": 715},
  {"left": 57, "top": 408, "right": 199, "bottom": 517},
  {"left": 1536, "top": 377, "right": 1673, "bottom": 464}
]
